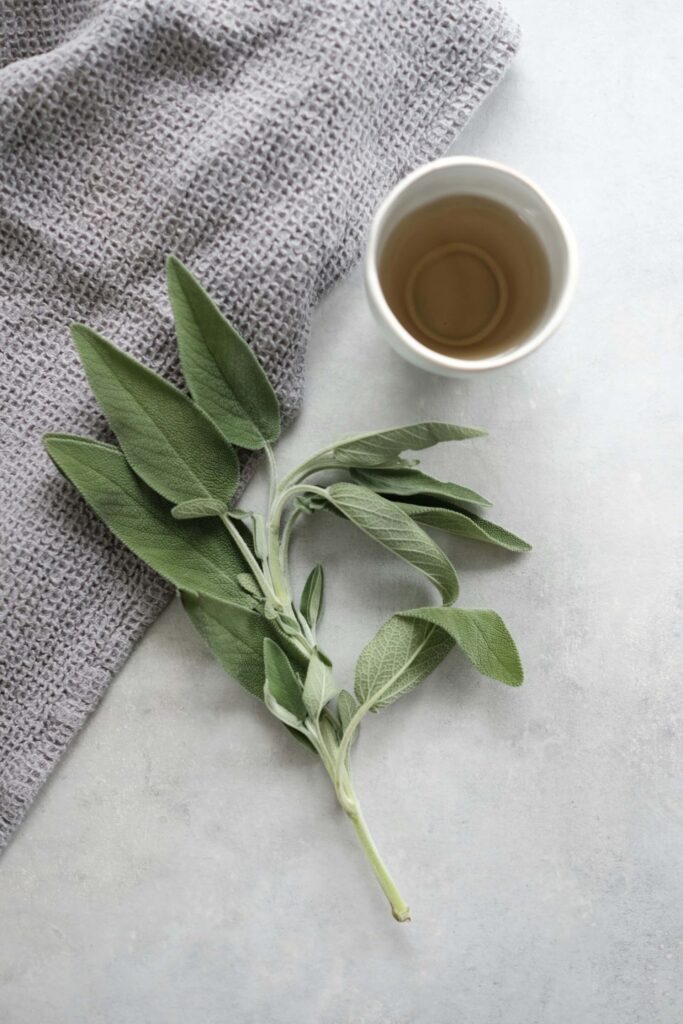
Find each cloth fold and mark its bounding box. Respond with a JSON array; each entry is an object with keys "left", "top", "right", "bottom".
[{"left": 0, "top": 0, "right": 519, "bottom": 848}]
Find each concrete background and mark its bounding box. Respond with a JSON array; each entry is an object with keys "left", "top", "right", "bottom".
[{"left": 1, "top": 1, "right": 682, "bottom": 1021}]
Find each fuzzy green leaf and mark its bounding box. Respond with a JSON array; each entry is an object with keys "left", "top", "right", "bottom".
[
  {"left": 181, "top": 591, "right": 278, "bottom": 698},
  {"left": 325, "top": 483, "right": 459, "bottom": 604},
  {"left": 43, "top": 435, "right": 248, "bottom": 603},
  {"left": 397, "top": 504, "right": 531, "bottom": 552},
  {"left": 331, "top": 422, "right": 485, "bottom": 467},
  {"left": 171, "top": 498, "right": 228, "bottom": 520},
  {"left": 300, "top": 564, "right": 324, "bottom": 629},
  {"left": 303, "top": 653, "right": 337, "bottom": 720},
  {"left": 71, "top": 323, "right": 239, "bottom": 505},
  {"left": 354, "top": 616, "right": 454, "bottom": 711},
  {"left": 318, "top": 715, "right": 341, "bottom": 755},
  {"left": 166, "top": 257, "right": 280, "bottom": 449},
  {"left": 337, "top": 690, "right": 359, "bottom": 733},
  {"left": 237, "top": 573, "right": 263, "bottom": 599},
  {"left": 263, "top": 639, "right": 306, "bottom": 720},
  {"left": 399, "top": 607, "right": 523, "bottom": 686},
  {"left": 351, "top": 467, "right": 491, "bottom": 509},
  {"left": 264, "top": 683, "right": 305, "bottom": 730}
]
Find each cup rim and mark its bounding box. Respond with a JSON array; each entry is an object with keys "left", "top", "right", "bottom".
[{"left": 365, "top": 156, "right": 579, "bottom": 373}]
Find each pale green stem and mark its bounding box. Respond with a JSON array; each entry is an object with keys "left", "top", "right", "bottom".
[
  {"left": 220, "top": 513, "right": 278, "bottom": 604},
  {"left": 329, "top": 752, "right": 410, "bottom": 922},
  {"left": 346, "top": 800, "right": 411, "bottom": 922},
  {"left": 267, "top": 483, "right": 327, "bottom": 616},
  {"left": 260, "top": 465, "right": 411, "bottom": 921},
  {"left": 264, "top": 442, "right": 278, "bottom": 510},
  {"left": 278, "top": 453, "right": 342, "bottom": 490},
  {"left": 280, "top": 506, "right": 303, "bottom": 579},
  {"left": 335, "top": 701, "right": 367, "bottom": 777}
]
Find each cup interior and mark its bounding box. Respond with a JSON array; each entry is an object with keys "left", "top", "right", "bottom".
[{"left": 368, "top": 158, "right": 577, "bottom": 373}]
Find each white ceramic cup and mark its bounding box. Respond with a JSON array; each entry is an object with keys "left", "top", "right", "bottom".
[{"left": 365, "top": 156, "right": 578, "bottom": 376}]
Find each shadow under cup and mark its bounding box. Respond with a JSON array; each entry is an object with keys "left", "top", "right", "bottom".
[{"left": 366, "top": 158, "right": 577, "bottom": 376}]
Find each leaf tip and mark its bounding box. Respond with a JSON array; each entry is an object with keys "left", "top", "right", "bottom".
[
  {"left": 165, "top": 253, "right": 187, "bottom": 284},
  {"left": 42, "top": 432, "right": 73, "bottom": 466}
]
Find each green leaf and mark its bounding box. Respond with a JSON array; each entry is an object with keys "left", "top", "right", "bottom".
[
  {"left": 237, "top": 573, "right": 263, "bottom": 599},
  {"left": 43, "top": 435, "right": 248, "bottom": 603},
  {"left": 264, "top": 683, "right": 305, "bottom": 730},
  {"left": 331, "top": 422, "right": 485, "bottom": 467},
  {"left": 263, "top": 639, "right": 306, "bottom": 720},
  {"left": 171, "top": 498, "right": 227, "bottom": 520},
  {"left": 354, "top": 616, "right": 454, "bottom": 711},
  {"left": 351, "top": 467, "right": 491, "bottom": 509},
  {"left": 318, "top": 714, "right": 341, "bottom": 756},
  {"left": 295, "top": 492, "right": 331, "bottom": 514},
  {"left": 181, "top": 591, "right": 275, "bottom": 698},
  {"left": 300, "top": 564, "right": 324, "bottom": 629},
  {"left": 337, "top": 690, "right": 359, "bottom": 733},
  {"left": 399, "top": 607, "right": 523, "bottom": 686},
  {"left": 276, "top": 614, "right": 304, "bottom": 638},
  {"left": 70, "top": 323, "right": 239, "bottom": 505},
  {"left": 252, "top": 514, "right": 268, "bottom": 559},
  {"left": 397, "top": 504, "right": 531, "bottom": 552},
  {"left": 325, "top": 483, "right": 459, "bottom": 604},
  {"left": 302, "top": 653, "right": 337, "bottom": 720},
  {"left": 166, "top": 256, "right": 280, "bottom": 449}
]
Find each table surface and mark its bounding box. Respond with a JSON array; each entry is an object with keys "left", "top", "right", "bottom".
[{"left": 2, "top": 2, "right": 682, "bottom": 1022}]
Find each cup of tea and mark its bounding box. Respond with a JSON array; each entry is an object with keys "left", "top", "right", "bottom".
[{"left": 365, "top": 157, "right": 578, "bottom": 376}]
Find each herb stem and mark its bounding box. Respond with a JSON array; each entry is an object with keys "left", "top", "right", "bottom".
[
  {"left": 220, "top": 513, "right": 279, "bottom": 606},
  {"left": 344, "top": 796, "right": 411, "bottom": 922},
  {"left": 264, "top": 442, "right": 278, "bottom": 510},
  {"left": 279, "top": 453, "right": 341, "bottom": 490},
  {"left": 280, "top": 506, "right": 303, "bottom": 579}
]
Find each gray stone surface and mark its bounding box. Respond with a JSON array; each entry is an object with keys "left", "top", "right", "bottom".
[{"left": 1, "top": 0, "right": 682, "bottom": 1021}]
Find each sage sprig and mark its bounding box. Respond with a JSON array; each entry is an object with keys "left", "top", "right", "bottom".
[{"left": 44, "top": 258, "right": 529, "bottom": 923}]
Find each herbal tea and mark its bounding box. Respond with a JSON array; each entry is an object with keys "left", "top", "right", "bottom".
[{"left": 378, "top": 194, "right": 551, "bottom": 359}]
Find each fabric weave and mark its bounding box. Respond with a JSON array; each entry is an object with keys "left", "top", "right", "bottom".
[{"left": 0, "top": 0, "right": 518, "bottom": 848}]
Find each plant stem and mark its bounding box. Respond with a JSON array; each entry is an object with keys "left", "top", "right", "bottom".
[
  {"left": 343, "top": 793, "right": 411, "bottom": 922},
  {"left": 264, "top": 442, "right": 278, "bottom": 509},
  {"left": 220, "top": 513, "right": 277, "bottom": 603},
  {"left": 267, "top": 462, "right": 410, "bottom": 922}
]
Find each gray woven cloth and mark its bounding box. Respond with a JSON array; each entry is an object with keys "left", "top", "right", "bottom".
[{"left": 0, "top": 0, "right": 519, "bottom": 848}]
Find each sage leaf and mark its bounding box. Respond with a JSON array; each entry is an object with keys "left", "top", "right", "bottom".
[
  {"left": 264, "top": 683, "right": 305, "bottom": 730},
  {"left": 166, "top": 256, "right": 280, "bottom": 449},
  {"left": 397, "top": 504, "right": 531, "bottom": 552},
  {"left": 337, "top": 690, "right": 359, "bottom": 733},
  {"left": 296, "top": 492, "right": 331, "bottom": 514},
  {"left": 263, "top": 639, "right": 307, "bottom": 720},
  {"left": 354, "top": 616, "right": 454, "bottom": 711},
  {"left": 319, "top": 715, "right": 341, "bottom": 756},
  {"left": 252, "top": 514, "right": 268, "bottom": 559},
  {"left": 224, "top": 507, "right": 251, "bottom": 520},
  {"left": 276, "top": 614, "right": 304, "bottom": 638},
  {"left": 326, "top": 483, "right": 459, "bottom": 604},
  {"left": 303, "top": 653, "right": 337, "bottom": 720},
  {"left": 237, "top": 573, "right": 263, "bottom": 599},
  {"left": 171, "top": 498, "right": 227, "bottom": 520},
  {"left": 181, "top": 591, "right": 276, "bottom": 698},
  {"left": 399, "top": 607, "right": 523, "bottom": 686},
  {"left": 44, "top": 435, "right": 247, "bottom": 604},
  {"left": 351, "top": 467, "right": 491, "bottom": 509},
  {"left": 71, "top": 323, "right": 239, "bottom": 505},
  {"left": 300, "top": 564, "right": 324, "bottom": 629},
  {"left": 331, "top": 422, "right": 486, "bottom": 467}
]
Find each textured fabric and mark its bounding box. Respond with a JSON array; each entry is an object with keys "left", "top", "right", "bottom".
[{"left": 0, "top": 0, "right": 519, "bottom": 848}]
